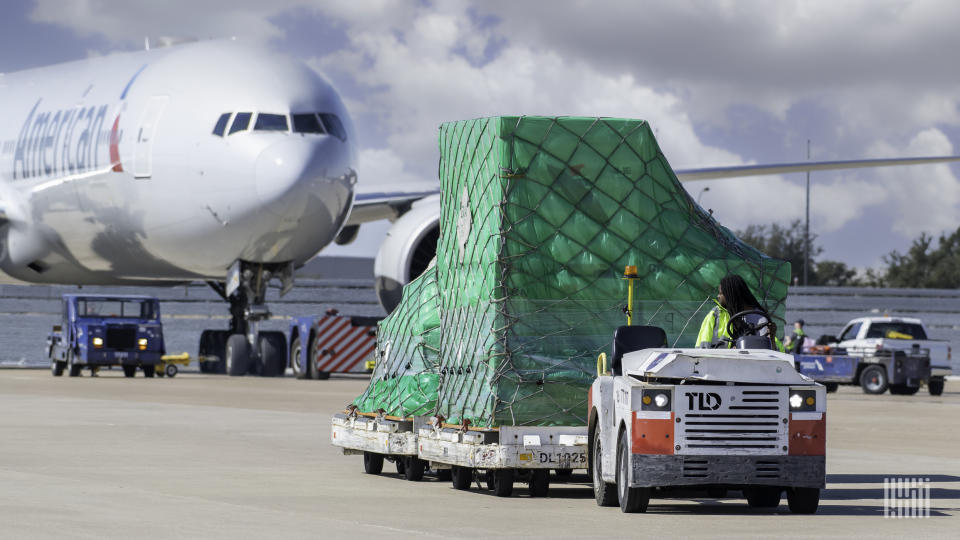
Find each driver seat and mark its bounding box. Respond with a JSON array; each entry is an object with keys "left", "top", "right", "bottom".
[{"left": 611, "top": 325, "right": 667, "bottom": 375}]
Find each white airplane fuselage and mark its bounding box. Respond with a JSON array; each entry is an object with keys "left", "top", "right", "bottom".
[{"left": 0, "top": 40, "right": 357, "bottom": 285}]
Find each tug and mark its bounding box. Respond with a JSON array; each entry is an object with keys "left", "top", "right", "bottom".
[{"left": 588, "top": 310, "right": 825, "bottom": 513}]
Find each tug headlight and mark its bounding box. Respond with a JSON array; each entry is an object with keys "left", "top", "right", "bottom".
[
  {"left": 92, "top": 337, "right": 104, "bottom": 348},
  {"left": 789, "top": 389, "right": 817, "bottom": 411},
  {"left": 641, "top": 389, "right": 671, "bottom": 411},
  {"left": 138, "top": 338, "right": 148, "bottom": 351}
]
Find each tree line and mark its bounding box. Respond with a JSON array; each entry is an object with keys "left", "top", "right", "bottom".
[{"left": 736, "top": 220, "right": 960, "bottom": 288}]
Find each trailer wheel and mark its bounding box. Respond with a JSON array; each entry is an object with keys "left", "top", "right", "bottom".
[
  {"left": 434, "top": 468, "right": 451, "bottom": 482},
  {"left": 165, "top": 363, "right": 178, "bottom": 378},
  {"left": 403, "top": 457, "right": 425, "bottom": 482},
  {"left": 491, "top": 469, "right": 513, "bottom": 497},
  {"left": 889, "top": 384, "right": 919, "bottom": 395},
  {"left": 928, "top": 377, "right": 945, "bottom": 396},
  {"left": 592, "top": 427, "right": 618, "bottom": 507},
  {"left": 787, "top": 487, "right": 820, "bottom": 514},
  {"left": 451, "top": 466, "right": 472, "bottom": 490},
  {"left": 860, "top": 365, "right": 889, "bottom": 394},
  {"left": 394, "top": 457, "right": 405, "bottom": 475},
  {"left": 528, "top": 470, "right": 550, "bottom": 497},
  {"left": 617, "top": 430, "right": 649, "bottom": 513},
  {"left": 744, "top": 486, "right": 781, "bottom": 508},
  {"left": 362, "top": 452, "right": 383, "bottom": 475},
  {"left": 554, "top": 468, "right": 573, "bottom": 480}
]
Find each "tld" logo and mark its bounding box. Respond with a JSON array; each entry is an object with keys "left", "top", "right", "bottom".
[{"left": 685, "top": 392, "right": 722, "bottom": 410}]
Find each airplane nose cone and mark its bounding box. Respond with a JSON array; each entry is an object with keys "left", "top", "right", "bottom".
[{"left": 255, "top": 139, "right": 317, "bottom": 215}]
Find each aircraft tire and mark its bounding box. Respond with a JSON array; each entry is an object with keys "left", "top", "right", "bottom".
[
  {"left": 257, "top": 332, "right": 287, "bottom": 377},
  {"left": 225, "top": 334, "right": 250, "bottom": 376},
  {"left": 307, "top": 334, "right": 320, "bottom": 380}
]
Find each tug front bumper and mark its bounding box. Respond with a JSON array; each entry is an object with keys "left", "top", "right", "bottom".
[{"left": 629, "top": 454, "right": 825, "bottom": 488}]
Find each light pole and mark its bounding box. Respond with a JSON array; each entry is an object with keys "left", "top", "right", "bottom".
[
  {"left": 804, "top": 140, "right": 810, "bottom": 286},
  {"left": 697, "top": 186, "right": 710, "bottom": 205}
]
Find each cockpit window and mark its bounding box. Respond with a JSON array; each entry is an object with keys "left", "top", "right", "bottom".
[
  {"left": 254, "top": 113, "right": 289, "bottom": 132},
  {"left": 212, "top": 113, "right": 231, "bottom": 136},
  {"left": 230, "top": 112, "right": 252, "bottom": 134},
  {"left": 293, "top": 113, "right": 325, "bottom": 134},
  {"left": 319, "top": 113, "right": 347, "bottom": 141}
]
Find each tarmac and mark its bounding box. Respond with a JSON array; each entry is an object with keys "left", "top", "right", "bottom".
[{"left": 0, "top": 370, "right": 957, "bottom": 539}]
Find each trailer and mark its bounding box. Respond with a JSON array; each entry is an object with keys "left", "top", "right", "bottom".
[
  {"left": 331, "top": 409, "right": 587, "bottom": 496},
  {"left": 794, "top": 348, "right": 931, "bottom": 395},
  {"left": 288, "top": 310, "right": 380, "bottom": 379}
]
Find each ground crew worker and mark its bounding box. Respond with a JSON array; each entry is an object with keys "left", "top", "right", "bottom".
[
  {"left": 696, "top": 274, "right": 782, "bottom": 350},
  {"left": 784, "top": 319, "right": 806, "bottom": 353}
]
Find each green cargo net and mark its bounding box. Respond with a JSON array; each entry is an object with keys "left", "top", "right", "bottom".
[{"left": 352, "top": 116, "right": 790, "bottom": 428}]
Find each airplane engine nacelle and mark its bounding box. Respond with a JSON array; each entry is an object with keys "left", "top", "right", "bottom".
[
  {"left": 3, "top": 225, "right": 50, "bottom": 267},
  {"left": 374, "top": 194, "right": 440, "bottom": 313}
]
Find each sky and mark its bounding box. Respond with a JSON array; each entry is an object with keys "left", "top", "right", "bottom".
[{"left": 2, "top": 0, "right": 959, "bottom": 272}]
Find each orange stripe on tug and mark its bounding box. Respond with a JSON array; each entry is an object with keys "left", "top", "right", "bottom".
[
  {"left": 632, "top": 411, "right": 675, "bottom": 455},
  {"left": 789, "top": 413, "right": 826, "bottom": 455}
]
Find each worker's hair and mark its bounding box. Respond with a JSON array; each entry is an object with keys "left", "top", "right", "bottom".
[{"left": 719, "top": 274, "right": 768, "bottom": 317}]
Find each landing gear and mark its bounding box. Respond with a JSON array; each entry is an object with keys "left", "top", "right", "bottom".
[{"left": 198, "top": 261, "right": 292, "bottom": 377}]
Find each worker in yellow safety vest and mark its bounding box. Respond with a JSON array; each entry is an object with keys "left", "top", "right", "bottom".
[{"left": 695, "top": 274, "right": 784, "bottom": 351}]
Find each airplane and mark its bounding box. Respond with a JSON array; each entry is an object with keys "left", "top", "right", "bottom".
[{"left": 1, "top": 39, "right": 958, "bottom": 376}]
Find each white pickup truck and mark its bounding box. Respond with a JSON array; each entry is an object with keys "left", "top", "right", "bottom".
[{"left": 835, "top": 316, "right": 950, "bottom": 395}]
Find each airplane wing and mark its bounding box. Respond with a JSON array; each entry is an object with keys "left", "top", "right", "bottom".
[
  {"left": 675, "top": 155, "right": 960, "bottom": 181},
  {"left": 346, "top": 184, "right": 440, "bottom": 225},
  {"left": 344, "top": 154, "right": 960, "bottom": 225}
]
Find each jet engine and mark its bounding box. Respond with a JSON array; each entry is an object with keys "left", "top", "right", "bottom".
[{"left": 373, "top": 194, "right": 440, "bottom": 313}]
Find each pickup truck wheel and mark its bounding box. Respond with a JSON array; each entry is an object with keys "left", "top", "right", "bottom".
[
  {"left": 165, "top": 364, "right": 178, "bottom": 378},
  {"left": 860, "top": 365, "right": 889, "bottom": 394},
  {"left": 362, "top": 452, "right": 383, "bottom": 475},
  {"left": 225, "top": 334, "right": 250, "bottom": 376},
  {"left": 889, "top": 384, "right": 919, "bottom": 395},
  {"left": 929, "top": 377, "right": 945, "bottom": 396},
  {"left": 592, "top": 427, "right": 618, "bottom": 507},
  {"left": 528, "top": 470, "right": 550, "bottom": 497},
  {"left": 451, "top": 466, "right": 472, "bottom": 490},
  {"left": 123, "top": 365, "right": 137, "bottom": 378},
  {"left": 403, "top": 457, "right": 426, "bottom": 482},
  {"left": 51, "top": 360, "right": 65, "bottom": 377},
  {"left": 744, "top": 486, "right": 781, "bottom": 508},
  {"left": 787, "top": 487, "right": 820, "bottom": 514},
  {"left": 142, "top": 365, "right": 156, "bottom": 378},
  {"left": 617, "top": 429, "right": 649, "bottom": 513},
  {"left": 291, "top": 335, "right": 307, "bottom": 380}
]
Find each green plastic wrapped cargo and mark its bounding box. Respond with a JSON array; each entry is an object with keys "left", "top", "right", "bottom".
[{"left": 352, "top": 116, "right": 790, "bottom": 428}]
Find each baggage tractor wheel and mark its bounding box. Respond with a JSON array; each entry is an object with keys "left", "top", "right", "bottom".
[
  {"left": 617, "top": 430, "right": 649, "bottom": 512},
  {"left": 744, "top": 486, "right": 782, "bottom": 508},
  {"left": 787, "top": 487, "right": 820, "bottom": 514},
  {"left": 592, "top": 427, "right": 617, "bottom": 507}
]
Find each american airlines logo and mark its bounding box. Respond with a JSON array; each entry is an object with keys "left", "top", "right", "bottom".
[
  {"left": 11, "top": 99, "right": 121, "bottom": 179},
  {"left": 684, "top": 391, "right": 722, "bottom": 411}
]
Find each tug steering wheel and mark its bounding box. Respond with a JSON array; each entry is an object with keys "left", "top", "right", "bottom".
[{"left": 726, "top": 309, "right": 776, "bottom": 340}]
